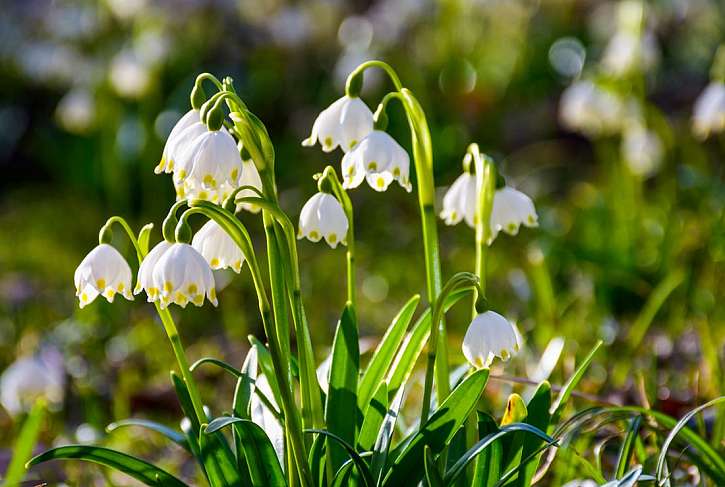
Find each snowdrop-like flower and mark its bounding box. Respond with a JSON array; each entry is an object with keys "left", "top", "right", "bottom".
[
  {"left": 155, "top": 109, "right": 201, "bottom": 174},
  {"left": 341, "top": 130, "right": 412, "bottom": 192},
  {"left": 692, "top": 81, "right": 725, "bottom": 139},
  {"left": 298, "top": 192, "right": 348, "bottom": 248},
  {"left": 192, "top": 220, "right": 245, "bottom": 273},
  {"left": 622, "top": 124, "right": 663, "bottom": 177},
  {"left": 135, "top": 240, "right": 173, "bottom": 301},
  {"left": 174, "top": 128, "right": 242, "bottom": 195},
  {"left": 151, "top": 243, "right": 218, "bottom": 308},
  {"left": 302, "top": 95, "right": 374, "bottom": 152},
  {"left": 440, "top": 172, "right": 477, "bottom": 227},
  {"left": 74, "top": 244, "right": 134, "bottom": 308},
  {"left": 462, "top": 311, "right": 520, "bottom": 368},
  {"left": 0, "top": 348, "right": 65, "bottom": 416},
  {"left": 601, "top": 31, "right": 658, "bottom": 77},
  {"left": 559, "top": 81, "right": 624, "bottom": 137},
  {"left": 235, "top": 158, "right": 264, "bottom": 213},
  {"left": 489, "top": 187, "right": 538, "bottom": 244}
]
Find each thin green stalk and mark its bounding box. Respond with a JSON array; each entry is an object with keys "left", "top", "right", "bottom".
[{"left": 472, "top": 146, "right": 496, "bottom": 309}]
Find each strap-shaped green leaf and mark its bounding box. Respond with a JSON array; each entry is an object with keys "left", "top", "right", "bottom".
[
  {"left": 357, "top": 295, "right": 420, "bottom": 413},
  {"left": 472, "top": 412, "right": 500, "bottom": 487},
  {"left": 424, "top": 445, "right": 444, "bottom": 487},
  {"left": 26, "top": 445, "right": 188, "bottom": 487},
  {"left": 382, "top": 368, "right": 489, "bottom": 487},
  {"left": 549, "top": 340, "right": 602, "bottom": 423},
  {"left": 325, "top": 304, "right": 360, "bottom": 471},
  {"left": 358, "top": 382, "right": 388, "bottom": 452},
  {"left": 305, "top": 429, "right": 374, "bottom": 487},
  {"left": 106, "top": 418, "right": 189, "bottom": 452},
  {"left": 206, "top": 416, "right": 286, "bottom": 487},
  {"left": 615, "top": 415, "right": 642, "bottom": 479},
  {"left": 5, "top": 400, "right": 45, "bottom": 486},
  {"left": 370, "top": 384, "right": 405, "bottom": 485},
  {"left": 514, "top": 381, "right": 552, "bottom": 487}
]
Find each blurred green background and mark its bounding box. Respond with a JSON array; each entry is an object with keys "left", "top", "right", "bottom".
[{"left": 0, "top": 0, "right": 722, "bottom": 483}]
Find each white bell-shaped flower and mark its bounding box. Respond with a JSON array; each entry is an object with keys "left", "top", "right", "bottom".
[
  {"left": 192, "top": 221, "right": 245, "bottom": 273},
  {"left": 155, "top": 109, "right": 201, "bottom": 174},
  {"left": 302, "top": 95, "right": 374, "bottom": 152},
  {"left": 0, "top": 348, "right": 65, "bottom": 416},
  {"left": 341, "top": 130, "right": 412, "bottom": 192},
  {"left": 235, "top": 158, "right": 264, "bottom": 213},
  {"left": 692, "top": 81, "right": 725, "bottom": 139},
  {"left": 151, "top": 243, "right": 218, "bottom": 308},
  {"left": 74, "top": 244, "right": 134, "bottom": 308},
  {"left": 440, "top": 172, "right": 477, "bottom": 227},
  {"left": 298, "top": 192, "right": 348, "bottom": 248},
  {"left": 462, "top": 311, "right": 520, "bottom": 368},
  {"left": 174, "top": 128, "right": 242, "bottom": 193},
  {"left": 489, "top": 187, "right": 538, "bottom": 244},
  {"left": 135, "top": 240, "right": 173, "bottom": 301}
]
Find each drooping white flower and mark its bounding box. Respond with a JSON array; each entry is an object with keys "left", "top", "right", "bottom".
[
  {"left": 601, "top": 31, "right": 658, "bottom": 77},
  {"left": 174, "top": 129, "right": 243, "bottom": 196},
  {"left": 235, "top": 158, "right": 264, "bottom": 213},
  {"left": 151, "top": 243, "right": 218, "bottom": 308},
  {"left": 135, "top": 240, "right": 173, "bottom": 301},
  {"left": 192, "top": 221, "right": 245, "bottom": 273},
  {"left": 0, "top": 348, "right": 65, "bottom": 416},
  {"left": 298, "top": 192, "right": 348, "bottom": 248},
  {"left": 559, "top": 80, "right": 624, "bottom": 137},
  {"left": 462, "top": 311, "right": 520, "bottom": 368},
  {"left": 621, "top": 124, "right": 663, "bottom": 177},
  {"left": 440, "top": 172, "right": 477, "bottom": 227},
  {"left": 155, "top": 109, "right": 201, "bottom": 174},
  {"left": 74, "top": 244, "right": 134, "bottom": 308},
  {"left": 489, "top": 187, "right": 539, "bottom": 244},
  {"left": 302, "top": 95, "right": 374, "bottom": 152},
  {"left": 341, "top": 130, "right": 412, "bottom": 192},
  {"left": 692, "top": 81, "right": 725, "bottom": 139}
]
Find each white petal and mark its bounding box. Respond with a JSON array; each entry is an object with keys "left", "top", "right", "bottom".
[
  {"left": 192, "top": 221, "right": 245, "bottom": 273},
  {"left": 157, "top": 109, "right": 200, "bottom": 173},
  {"left": 462, "top": 311, "right": 519, "bottom": 368}
]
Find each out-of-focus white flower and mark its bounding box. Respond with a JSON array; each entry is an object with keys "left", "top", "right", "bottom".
[
  {"left": 192, "top": 221, "right": 245, "bottom": 273},
  {"left": 692, "top": 81, "right": 725, "bottom": 139},
  {"left": 298, "top": 192, "right": 348, "bottom": 248},
  {"left": 251, "top": 372, "right": 284, "bottom": 463},
  {"left": 601, "top": 31, "right": 658, "bottom": 77},
  {"left": 462, "top": 311, "right": 519, "bottom": 368},
  {"left": 341, "top": 130, "right": 412, "bottom": 192},
  {"left": 622, "top": 124, "right": 663, "bottom": 177},
  {"left": 74, "top": 244, "right": 134, "bottom": 308},
  {"left": 235, "top": 158, "right": 264, "bottom": 213},
  {"left": 440, "top": 172, "right": 477, "bottom": 227},
  {"left": 174, "top": 129, "right": 243, "bottom": 197},
  {"left": 489, "top": 187, "right": 539, "bottom": 244},
  {"left": 110, "top": 51, "right": 151, "bottom": 99},
  {"left": 559, "top": 80, "right": 624, "bottom": 137},
  {"left": 155, "top": 109, "right": 201, "bottom": 174},
  {"left": 151, "top": 243, "right": 217, "bottom": 308},
  {"left": 135, "top": 240, "right": 172, "bottom": 301},
  {"left": 302, "top": 95, "right": 374, "bottom": 153},
  {"left": 56, "top": 88, "right": 95, "bottom": 134},
  {"left": 0, "top": 348, "right": 65, "bottom": 416}
]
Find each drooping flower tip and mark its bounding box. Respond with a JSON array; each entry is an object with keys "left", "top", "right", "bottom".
[
  {"left": 156, "top": 109, "right": 202, "bottom": 174},
  {"left": 462, "top": 311, "right": 520, "bottom": 369},
  {"left": 302, "top": 95, "right": 374, "bottom": 153},
  {"left": 298, "top": 192, "right": 349, "bottom": 248},
  {"left": 192, "top": 221, "right": 245, "bottom": 273},
  {"left": 341, "top": 130, "right": 411, "bottom": 193},
  {"left": 440, "top": 172, "right": 476, "bottom": 227},
  {"left": 74, "top": 244, "right": 134, "bottom": 308},
  {"left": 489, "top": 187, "right": 539, "bottom": 244}
]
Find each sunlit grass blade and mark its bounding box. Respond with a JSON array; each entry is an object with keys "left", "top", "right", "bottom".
[
  {"left": 305, "top": 429, "right": 374, "bottom": 487},
  {"left": 370, "top": 384, "right": 405, "bottom": 485},
  {"left": 358, "top": 381, "right": 388, "bottom": 451},
  {"left": 549, "top": 340, "right": 603, "bottom": 423},
  {"left": 206, "top": 416, "right": 286, "bottom": 486},
  {"left": 331, "top": 452, "right": 373, "bottom": 487},
  {"left": 26, "top": 445, "right": 188, "bottom": 487},
  {"left": 308, "top": 432, "right": 327, "bottom": 486},
  {"left": 615, "top": 415, "right": 642, "bottom": 479},
  {"left": 424, "top": 445, "right": 444, "bottom": 487},
  {"left": 357, "top": 294, "right": 420, "bottom": 413},
  {"left": 4, "top": 399, "right": 45, "bottom": 487},
  {"left": 382, "top": 368, "right": 489, "bottom": 487},
  {"left": 514, "top": 381, "right": 552, "bottom": 487},
  {"left": 472, "top": 412, "right": 500, "bottom": 487},
  {"left": 325, "top": 303, "right": 360, "bottom": 471},
  {"left": 106, "top": 418, "right": 190, "bottom": 452},
  {"left": 248, "top": 336, "right": 284, "bottom": 408},
  {"left": 602, "top": 464, "right": 643, "bottom": 487}
]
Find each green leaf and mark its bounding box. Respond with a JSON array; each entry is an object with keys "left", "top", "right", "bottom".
[
  {"left": 233, "top": 349, "right": 257, "bottom": 420},
  {"left": 358, "top": 382, "right": 388, "bottom": 452},
  {"left": 357, "top": 295, "right": 420, "bottom": 413},
  {"left": 472, "top": 413, "right": 501, "bottom": 487},
  {"left": 331, "top": 453, "right": 373, "bottom": 487},
  {"left": 106, "top": 418, "right": 189, "bottom": 452},
  {"left": 5, "top": 400, "right": 45, "bottom": 487},
  {"left": 308, "top": 432, "right": 327, "bottom": 487},
  {"left": 549, "top": 340, "right": 602, "bottom": 423},
  {"left": 424, "top": 445, "right": 444, "bottom": 487},
  {"left": 206, "top": 417, "right": 285, "bottom": 487},
  {"left": 515, "top": 381, "right": 552, "bottom": 487},
  {"left": 382, "top": 368, "right": 489, "bottom": 487},
  {"left": 615, "top": 415, "right": 642, "bottom": 479},
  {"left": 325, "top": 304, "right": 360, "bottom": 471},
  {"left": 190, "top": 357, "right": 244, "bottom": 379},
  {"left": 371, "top": 385, "right": 406, "bottom": 485},
  {"left": 137, "top": 223, "right": 154, "bottom": 255},
  {"left": 305, "top": 429, "right": 374, "bottom": 487},
  {"left": 445, "top": 424, "right": 556, "bottom": 486},
  {"left": 26, "top": 446, "right": 188, "bottom": 486}
]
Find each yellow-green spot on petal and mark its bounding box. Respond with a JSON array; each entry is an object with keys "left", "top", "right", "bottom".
[
  {"left": 527, "top": 215, "right": 535, "bottom": 224},
  {"left": 177, "top": 169, "right": 186, "bottom": 179},
  {"left": 501, "top": 350, "right": 510, "bottom": 360},
  {"left": 81, "top": 293, "right": 88, "bottom": 303},
  {"left": 230, "top": 168, "right": 239, "bottom": 181},
  {"left": 203, "top": 174, "right": 217, "bottom": 188},
  {"left": 393, "top": 167, "right": 400, "bottom": 177},
  {"left": 210, "top": 258, "right": 220, "bottom": 268},
  {"left": 148, "top": 287, "right": 158, "bottom": 297},
  {"left": 168, "top": 160, "right": 175, "bottom": 171},
  {"left": 324, "top": 136, "right": 333, "bottom": 148},
  {"left": 198, "top": 191, "right": 209, "bottom": 199},
  {"left": 193, "top": 294, "right": 204, "bottom": 305},
  {"left": 96, "top": 278, "right": 106, "bottom": 289},
  {"left": 328, "top": 233, "right": 337, "bottom": 244},
  {"left": 349, "top": 139, "right": 357, "bottom": 148},
  {"left": 507, "top": 223, "right": 517, "bottom": 232},
  {"left": 376, "top": 177, "right": 385, "bottom": 188},
  {"left": 117, "top": 283, "right": 125, "bottom": 292},
  {"left": 209, "top": 288, "right": 217, "bottom": 301},
  {"left": 309, "top": 230, "right": 319, "bottom": 240},
  {"left": 164, "top": 281, "right": 173, "bottom": 292},
  {"left": 233, "top": 260, "right": 242, "bottom": 271},
  {"left": 187, "top": 284, "right": 198, "bottom": 295},
  {"left": 368, "top": 161, "right": 377, "bottom": 171}
]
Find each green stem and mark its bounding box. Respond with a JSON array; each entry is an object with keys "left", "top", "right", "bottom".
[{"left": 471, "top": 145, "right": 496, "bottom": 313}]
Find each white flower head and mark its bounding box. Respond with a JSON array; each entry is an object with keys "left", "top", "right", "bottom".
[
  {"left": 341, "top": 130, "right": 412, "bottom": 192},
  {"left": 462, "top": 310, "right": 520, "bottom": 368},
  {"left": 559, "top": 80, "right": 624, "bottom": 137},
  {"left": 74, "top": 244, "right": 134, "bottom": 308},
  {"left": 489, "top": 187, "right": 539, "bottom": 244},
  {"left": 602, "top": 31, "right": 658, "bottom": 77},
  {"left": 0, "top": 348, "right": 65, "bottom": 416},
  {"left": 235, "top": 158, "right": 264, "bottom": 213},
  {"left": 298, "top": 192, "right": 348, "bottom": 248},
  {"left": 135, "top": 240, "right": 173, "bottom": 301},
  {"left": 440, "top": 172, "right": 477, "bottom": 227},
  {"left": 174, "top": 128, "right": 242, "bottom": 194},
  {"left": 151, "top": 243, "right": 218, "bottom": 308},
  {"left": 192, "top": 220, "right": 245, "bottom": 273},
  {"left": 155, "top": 109, "right": 201, "bottom": 174},
  {"left": 302, "top": 95, "right": 374, "bottom": 153},
  {"left": 622, "top": 124, "right": 663, "bottom": 177},
  {"left": 692, "top": 81, "right": 725, "bottom": 139}
]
